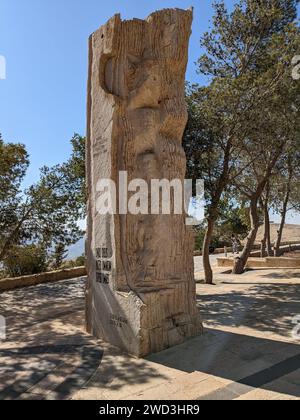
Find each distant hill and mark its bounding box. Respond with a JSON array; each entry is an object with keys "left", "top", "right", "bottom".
[{"left": 255, "top": 224, "right": 300, "bottom": 244}]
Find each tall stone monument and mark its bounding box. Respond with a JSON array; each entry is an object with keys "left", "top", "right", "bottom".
[{"left": 86, "top": 8, "right": 202, "bottom": 357}]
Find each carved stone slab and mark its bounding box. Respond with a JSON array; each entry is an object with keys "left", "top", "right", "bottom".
[{"left": 86, "top": 8, "right": 202, "bottom": 357}]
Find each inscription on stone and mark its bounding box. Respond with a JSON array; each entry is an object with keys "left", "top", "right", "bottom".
[
  {"left": 102, "top": 261, "right": 112, "bottom": 271},
  {"left": 96, "top": 247, "right": 113, "bottom": 259},
  {"left": 95, "top": 246, "right": 112, "bottom": 285},
  {"left": 110, "top": 314, "right": 128, "bottom": 328},
  {"left": 96, "top": 272, "right": 110, "bottom": 285}
]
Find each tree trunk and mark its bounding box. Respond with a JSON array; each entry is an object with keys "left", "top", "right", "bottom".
[
  {"left": 260, "top": 199, "right": 267, "bottom": 258},
  {"left": 262, "top": 200, "right": 272, "bottom": 257},
  {"left": 274, "top": 187, "right": 290, "bottom": 257},
  {"left": 260, "top": 240, "right": 266, "bottom": 259},
  {"left": 202, "top": 138, "right": 232, "bottom": 284},
  {"left": 266, "top": 213, "right": 273, "bottom": 257},
  {"left": 232, "top": 197, "right": 260, "bottom": 274},
  {"left": 232, "top": 144, "right": 285, "bottom": 274},
  {"left": 274, "top": 161, "right": 293, "bottom": 257},
  {"left": 260, "top": 182, "right": 272, "bottom": 257},
  {"left": 202, "top": 217, "right": 215, "bottom": 285}
]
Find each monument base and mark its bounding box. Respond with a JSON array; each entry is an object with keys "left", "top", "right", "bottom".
[{"left": 87, "top": 282, "right": 202, "bottom": 357}]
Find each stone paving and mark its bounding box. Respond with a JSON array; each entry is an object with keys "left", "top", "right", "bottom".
[{"left": 0, "top": 261, "right": 299, "bottom": 400}]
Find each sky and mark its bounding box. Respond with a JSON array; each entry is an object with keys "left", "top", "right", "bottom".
[{"left": 0, "top": 0, "right": 299, "bottom": 225}]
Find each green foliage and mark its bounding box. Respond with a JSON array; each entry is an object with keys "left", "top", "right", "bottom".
[
  {"left": 218, "top": 204, "right": 252, "bottom": 239},
  {"left": 185, "top": 1, "right": 300, "bottom": 277},
  {"left": 0, "top": 135, "right": 30, "bottom": 255},
  {"left": 61, "top": 255, "right": 86, "bottom": 269},
  {"left": 0, "top": 134, "right": 86, "bottom": 263},
  {"left": 0, "top": 134, "right": 29, "bottom": 201},
  {"left": 183, "top": 84, "right": 224, "bottom": 201},
  {"left": 195, "top": 227, "right": 228, "bottom": 251},
  {"left": 194, "top": 205, "right": 251, "bottom": 251},
  {"left": 3, "top": 244, "right": 47, "bottom": 277},
  {"left": 51, "top": 243, "right": 68, "bottom": 270},
  {"left": 63, "top": 134, "right": 86, "bottom": 216},
  {"left": 74, "top": 255, "right": 86, "bottom": 267},
  {"left": 198, "top": 0, "right": 299, "bottom": 78}
]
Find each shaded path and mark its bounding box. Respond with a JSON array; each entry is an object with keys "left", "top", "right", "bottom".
[{"left": 0, "top": 269, "right": 299, "bottom": 400}]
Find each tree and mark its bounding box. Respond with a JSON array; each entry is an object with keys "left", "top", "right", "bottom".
[
  {"left": 3, "top": 244, "right": 47, "bottom": 277},
  {"left": 0, "top": 134, "right": 29, "bottom": 201},
  {"left": 51, "top": 243, "right": 68, "bottom": 270},
  {"left": 260, "top": 180, "right": 273, "bottom": 257},
  {"left": 273, "top": 146, "right": 300, "bottom": 255},
  {"left": 232, "top": 134, "right": 286, "bottom": 274},
  {"left": 64, "top": 134, "right": 86, "bottom": 216},
  {"left": 184, "top": 82, "right": 236, "bottom": 283},
  {"left": 186, "top": 0, "right": 300, "bottom": 281},
  {"left": 232, "top": 67, "right": 300, "bottom": 272},
  {"left": 0, "top": 134, "right": 85, "bottom": 264},
  {"left": 0, "top": 135, "right": 29, "bottom": 255}
]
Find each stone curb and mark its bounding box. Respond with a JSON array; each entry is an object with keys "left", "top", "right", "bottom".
[
  {"left": 217, "top": 257, "right": 300, "bottom": 269},
  {"left": 0, "top": 267, "right": 87, "bottom": 292}
]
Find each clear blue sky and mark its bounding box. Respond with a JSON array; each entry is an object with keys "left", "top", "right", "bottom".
[{"left": 0, "top": 0, "right": 299, "bottom": 224}]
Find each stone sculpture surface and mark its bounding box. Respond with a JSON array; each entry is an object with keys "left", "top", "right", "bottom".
[{"left": 86, "top": 8, "right": 202, "bottom": 357}]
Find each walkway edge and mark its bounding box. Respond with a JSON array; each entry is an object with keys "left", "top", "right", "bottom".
[{"left": 0, "top": 267, "right": 87, "bottom": 292}]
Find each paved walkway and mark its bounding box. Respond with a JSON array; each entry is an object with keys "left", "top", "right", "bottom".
[
  {"left": 194, "top": 254, "right": 221, "bottom": 274},
  {"left": 0, "top": 266, "right": 299, "bottom": 400}
]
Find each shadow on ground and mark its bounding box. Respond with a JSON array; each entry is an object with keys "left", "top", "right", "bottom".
[
  {"left": 1, "top": 274, "right": 300, "bottom": 400},
  {"left": 197, "top": 283, "right": 300, "bottom": 338},
  {"left": 0, "top": 278, "right": 167, "bottom": 400},
  {"left": 148, "top": 328, "right": 300, "bottom": 399},
  {"left": 147, "top": 275, "right": 300, "bottom": 399}
]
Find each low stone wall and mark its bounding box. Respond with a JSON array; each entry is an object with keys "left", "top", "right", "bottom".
[
  {"left": 253, "top": 240, "right": 300, "bottom": 247},
  {"left": 278, "top": 244, "right": 300, "bottom": 256},
  {"left": 195, "top": 242, "right": 300, "bottom": 257},
  {"left": 194, "top": 244, "right": 261, "bottom": 257},
  {"left": 217, "top": 257, "right": 300, "bottom": 269},
  {"left": 0, "top": 267, "right": 87, "bottom": 292}
]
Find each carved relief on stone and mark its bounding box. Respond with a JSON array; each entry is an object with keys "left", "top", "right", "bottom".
[{"left": 86, "top": 8, "right": 202, "bottom": 357}]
